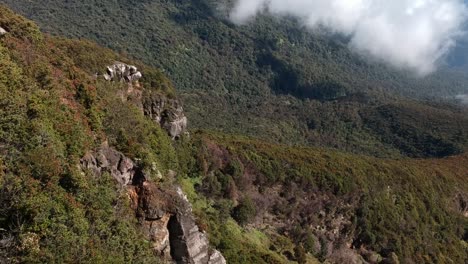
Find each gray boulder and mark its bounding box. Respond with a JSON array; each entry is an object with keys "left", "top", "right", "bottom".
[
  {"left": 143, "top": 92, "right": 188, "bottom": 139},
  {"left": 80, "top": 146, "right": 143, "bottom": 185},
  {"left": 208, "top": 250, "right": 226, "bottom": 264},
  {"left": 103, "top": 62, "right": 142, "bottom": 83},
  {"left": 0, "top": 27, "right": 6, "bottom": 36},
  {"left": 162, "top": 111, "right": 188, "bottom": 140}
]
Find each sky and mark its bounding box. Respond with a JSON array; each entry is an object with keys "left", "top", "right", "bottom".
[{"left": 229, "top": 0, "right": 468, "bottom": 75}]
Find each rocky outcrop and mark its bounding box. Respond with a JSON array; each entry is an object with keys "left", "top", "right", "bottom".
[
  {"left": 103, "top": 62, "right": 142, "bottom": 83},
  {"left": 207, "top": 250, "right": 226, "bottom": 264},
  {"left": 130, "top": 183, "right": 175, "bottom": 260},
  {"left": 169, "top": 187, "right": 225, "bottom": 264},
  {"left": 100, "top": 63, "right": 188, "bottom": 139},
  {"left": 133, "top": 181, "right": 225, "bottom": 264},
  {"left": 143, "top": 92, "right": 188, "bottom": 139},
  {"left": 80, "top": 145, "right": 145, "bottom": 186},
  {"left": 0, "top": 27, "right": 6, "bottom": 36},
  {"left": 80, "top": 146, "right": 225, "bottom": 264}
]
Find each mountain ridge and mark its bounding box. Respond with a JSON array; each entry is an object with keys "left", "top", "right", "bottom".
[
  {"left": 0, "top": 3, "right": 467, "bottom": 264},
  {"left": 2, "top": 0, "right": 468, "bottom": 158}
]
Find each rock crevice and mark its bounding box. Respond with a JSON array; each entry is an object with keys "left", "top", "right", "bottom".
[
  {"left": 143, "top": 92, "right": 188, "bottom": 139},
  {"left": 80, "top": 146, "right": 225, "bottom": 264}
]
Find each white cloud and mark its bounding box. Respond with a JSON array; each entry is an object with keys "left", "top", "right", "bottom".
[
  {"left": 230, "top": 0, "right": 468, "bottom": 75},
  {"left": 456, "top": 94, "right": 468, "bottom": 103}
]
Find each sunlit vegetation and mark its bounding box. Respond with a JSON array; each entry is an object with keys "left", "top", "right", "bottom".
[
  {"left": 0, "top": 6, "right": 173, "bottom": 262},
  {"left": 4, "top": 0, "right": 468, "bottom": 157},
  {"left": 1, "top": 4, "right": 467, "bottom": 264},
  {"left": 177, "top": 131, "right": 468, "bottom": 263}
]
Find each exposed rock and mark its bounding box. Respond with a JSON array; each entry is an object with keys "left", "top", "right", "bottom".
[
  {"left": 103, "top": 62, "right": 142, "bottom": 83},
  {"left": 80, "top": 146, "right": 144, "bottom": 186},
  {"left": 163, "top": 113, "right": 188, "bottom": 140},
  {"left": 169, "top": 187, "right": 212, "bottom": 264},
  {"left": 208, "top": 250, "right": 226, "bottom": 264},
  {"left": 168, "top": 208, "right": 226, "bottom": 264},
  {"left": 81, "top": 146, "right": 225, "bottom": 263},
  {"left": 133, "top": 181, "right": 225, "bottom": 263},
  {"left": 0, "top": 27, "right": 6, "bottom": 36},
  {"left": 143, "top": 92, "right": 188, "bottom": 139},
  {"left": 147, "top": 213, "right": 172, "bottom": 259}
]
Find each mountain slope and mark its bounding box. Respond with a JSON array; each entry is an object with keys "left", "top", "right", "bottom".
[
  {"left": 1, "top": 5, "right": 468, "bottom": 264},
  {"left": 0, "top": 6, "right": 199, "bottom": 263},
  {"left": 3, "top": 0, "right": 468, "bottom": 158},
  {"left": 182, "top": 131, "right": 468, "bottom": 263}
]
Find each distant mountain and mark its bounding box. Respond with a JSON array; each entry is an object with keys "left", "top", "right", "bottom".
[
  {"left": 2, "top": 0, "right": 468, "bottom": 158},
  {"left": 1, "top": 4, "right": 468, "bottom": 264}
]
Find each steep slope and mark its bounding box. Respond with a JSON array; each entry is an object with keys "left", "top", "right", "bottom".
[
  {"left": 1, "top": 5, "right": 468, "bottom": 264},
  {"left": 3, "top": 0, "right": 468, "bottom": 158},
  {"left": 179, "top": 131, "right": 468, "bottom": 263},
  {"left": 0, "top": 6, "right": 225, "bottom": 263}
]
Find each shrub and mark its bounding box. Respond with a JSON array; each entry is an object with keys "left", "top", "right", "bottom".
[{"left": 232, "top": 197, "right": 257, "bottom": 226}]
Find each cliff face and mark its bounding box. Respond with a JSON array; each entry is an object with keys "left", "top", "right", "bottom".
[
  {"left": 0, "top": 6, "right": 222, "bottom": 263},
  {"left": 143, "top": 90, "right": 188, "bottom": 140},
  {"left": 1, "top": 5, "right": 468, "bottom": 264},
  {"left": 79, "top": 61, "right": 223, "bottom": 263},
  {"left": 81, "top": 146, "right": 225, "bottom": 264}
]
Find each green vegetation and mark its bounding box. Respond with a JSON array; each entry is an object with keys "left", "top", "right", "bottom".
[
  {"left": 1, "top": 4, "right": 468, "bottom": 264},
  {"left": 3, "top": 0, "right": 468, "bottom": 157},
  {"left": 177, "top": 131, "right": 468, "bottom": 263},
  {"left": 0, "top": 6, "right": 174, "bottom": 262}
]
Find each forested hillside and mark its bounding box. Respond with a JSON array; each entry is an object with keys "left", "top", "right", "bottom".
[
  {"left": 1, "top": 4, "right": 468, "bottom": 264},
  {"left": 179, "top": 131, "right": 468, "bottom": 263},
  {"left": 3, "top": 0, "right": 468, "bottom": 157},
  {"left": 0, "top": 6, "right": 180, "bottom": 262}
]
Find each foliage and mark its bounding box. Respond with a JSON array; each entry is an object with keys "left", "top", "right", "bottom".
[
  {"left": 178, "top": 177, "right": 292, "bottom": 264},
  {"left": 3, "top": 0, "right": 468, "bottom": 157},
  {"left": 0, "top": 7, "right": 174, "bottom": 262},
  {"left": 1, "top": 3, "right": 468, "bottom": 264},
  {"left": 183, "top": 131, "right": 468, "bottom": 263},
  {"left": 232, "top": 197, "right": 256, "bottom": 226}
]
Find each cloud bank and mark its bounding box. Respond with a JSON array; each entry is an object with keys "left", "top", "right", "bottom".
[
  {"left": 456, "top": 94, "right": 468, "bottom": 104},
  {"left": 230, "top": 0, "right": 468, "bottom": 75}
]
